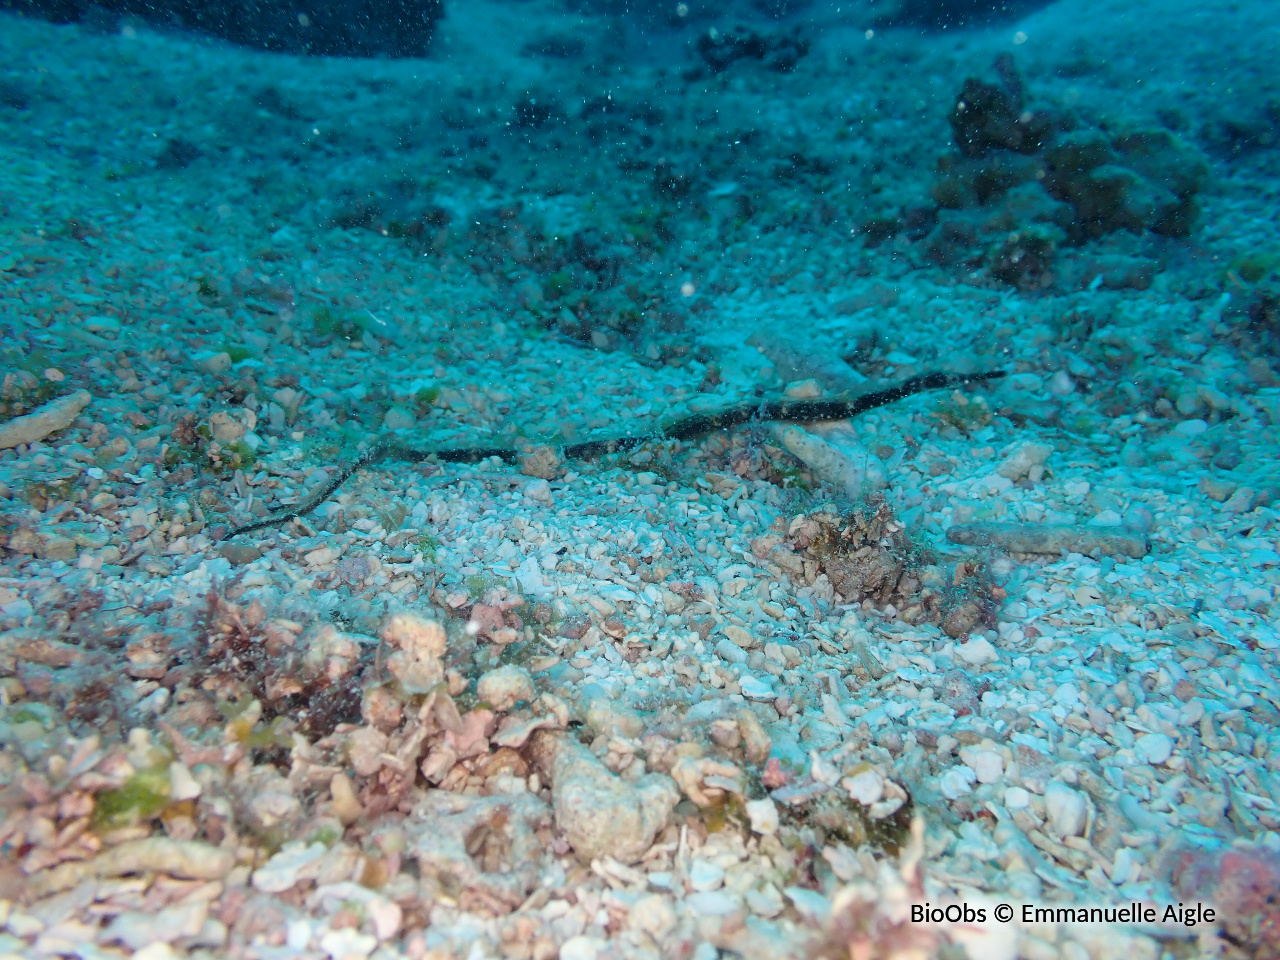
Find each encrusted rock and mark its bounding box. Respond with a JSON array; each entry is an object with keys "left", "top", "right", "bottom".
[
  {"left": 300, "top": 623, "right": 364, "bottom": 682},
  {"left": 410, "top": 790, "right": 552, "bottom": 906},
  {"left": 381, "top": 613, "right": 447, "bottom": 694},
  {"left": 476, "top": 664, "right": 535, "bottom": 711},
  {"left": 996, "top": 441, "right": 1052, "bottom": 480},
  {"left": 530, "top": 730, "right": 678, "bottom": 864},
  {"left": 519, "top": 443, "right": 562, "bottom": 479},
  {"left": 792, "top": 499, "right": 939, "bottom": 620},
  {"left": 584, "top": 697, "right": 644, "bottom": 738}
]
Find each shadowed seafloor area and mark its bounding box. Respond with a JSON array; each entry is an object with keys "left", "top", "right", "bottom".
[{"left": 1, "top": 0, "right": 1280, "bottom": 958}]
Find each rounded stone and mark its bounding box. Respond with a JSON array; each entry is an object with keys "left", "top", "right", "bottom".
[
  {"left": 689, "top": 859, "right": 725, "bottom": 892},
  {"left": 745, "top": 798, "right": 778, "bottom": 835},
  {"left": 1004, "top": 786, "right": 1031, "bottom": 810},
  {"left": 1122, "top": 504, "right": 1154, "bottom": 534},
  {"left": 382, "top": 406, "right": 417, "bottom": 431},
  {"left": 1044, "top": 781, "right": 1087, "bottom": 837},
  {"left": 524, "top": 478, "right": 553, "bottom": 503},
  {"left": 1134, "top": 732, "right": 1174, "bottom": 765},
  {"left": 956, "top": 636, "right": 999, "bottom": 666},
  {"left": 738, "top": 676, "right": 775, "bottom": 701},
  {"left": 559, "top": 936, "right": 602, "bottom": 960},
  {"left": 969, "top": 749, "right": 1004, "bottom": 784},
  {"left": 476, "top": 665, "right": 535, "bottom": 712},
  {"left": 200, "top": 351, "right": 232, "bottom": 374},
  {"left": 1053, "top": 682, "right": 1081, "bottom": 710}
]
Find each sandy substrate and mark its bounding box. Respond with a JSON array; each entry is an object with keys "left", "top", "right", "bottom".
[{"left": 1, "top": 0, "right": 1279, "bottom": 958}]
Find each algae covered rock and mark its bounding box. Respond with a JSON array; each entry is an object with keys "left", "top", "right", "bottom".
[
  {"left": 1044, "top": 126, "right": 1208, "bottom": 238},
  {"left": 695, "top": 25, "right": 810, "bottom": 74},
  {"left": 950, "top": 77, "right": 1053, "bottom": 158},
  {"left": 986, "top": 225, "right": 1062, "bottom": 292},
  {"left": 929, "top": 60, "right": 1211, "bottom": 290}
]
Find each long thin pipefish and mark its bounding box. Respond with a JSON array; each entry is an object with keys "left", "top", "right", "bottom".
[{"left": 225, "top": 369, "right": 1006, "bottom": 539}]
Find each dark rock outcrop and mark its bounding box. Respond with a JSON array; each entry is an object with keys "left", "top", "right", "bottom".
[{"left": 4, "top": 0, "right": 444, "bottom": 58}]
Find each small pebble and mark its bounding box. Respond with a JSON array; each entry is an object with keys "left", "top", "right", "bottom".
[
  {"left": 524, "top": 478, "right": 553, "bottom": 503},
  {"left": 330, "top": 773, "right": 362, "bottom": 826},
  {"left": 1004, "top": 786, "right": 1030, "bottom": 810},
  {"left": 220, "top": 543, "right": 262, "bottom": 565},
  {"left": 560, "top": 936, "right": 603, "bottom": 960},
  {"left": 382, "top": 406, "right": 417, "bottom": 431},
  {"left": 476, "top": 664, "right": 535, "bottom": 711},
  {"left": 967, "top": 749, "right": 1004, "bottom": 784},
  {"left": 689, "top": 859, "right": 725, "bottom": 892},
  {"left": 1044, "top": 781, "right": 1087, "bottom": 838},
  {"left": 1049, "top": 370, "right": 1075, "bottom": 395},
  {"left": 714, "top": 637, "right": 748, "bottom": 664},
  {"left": 1121, "top": 504, "right": 1154, "bottom": 534},
  {"left": 1134, "top": 732, "right": 1174, "bottom": 765},
  {"left": 955, "top": 636, "right": 999, "bottom": 665},
  {"left": 1119, "top": 441, "right": 1148, "bottom": 468},
  {"left": 745, "top": 797, "right": 779, "bottom": 835},
  {"left": 842, "top": 768, "right": 885, "bottom": 805},
  {"left": 738, "top": 676, "right": 775, "bottom": 701},
  {"left": 1053, "top": 682, "right": 1081, "bottom": 709}
]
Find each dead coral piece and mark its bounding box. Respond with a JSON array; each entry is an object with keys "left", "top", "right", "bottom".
[
  {"left": 381, "top": 613, "right": 447, "bottom": 694},
  {"left": 0, "top": 389, "right": 91, "bottom": 449},
  {"left": 946, "top": 521, "right": 1150, "bottom": 558},
  {"left": 669, "top": 755, "right": 744, "bottom": 808},
  {"left": 29, "top": 838, "right": 234, "bottom": 899},
  {"left": 409, "top": 791, "right": 552, "bottom": 907},
  {"left": 768, "top": 423, "right": 886, "bottom": 499},
  {"left": 530, "top": 729, "right": 679, "bottom": 865}
]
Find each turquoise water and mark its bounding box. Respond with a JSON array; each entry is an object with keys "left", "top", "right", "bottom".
[{"left": 1, "top": 0, "right": 1278, "bottom": 957}]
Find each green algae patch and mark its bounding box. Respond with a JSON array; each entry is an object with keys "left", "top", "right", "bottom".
[
  {"left": 311, "top": 305, "right": 367, "bottom": 341},
  {"left": 1228, "top": 250, "right": 1280, "bottom": 285},
  {"left": 92, "top": 765, "right": 172, "bottom": 830}
]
